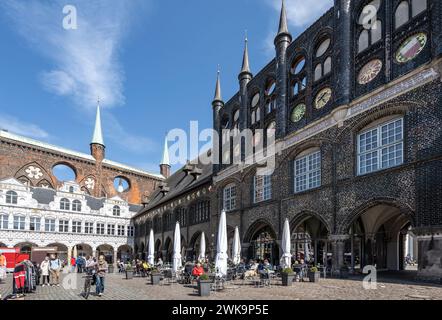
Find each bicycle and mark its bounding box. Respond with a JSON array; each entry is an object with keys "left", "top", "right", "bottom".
[{"left": 82, "top": 269, "right": 96, "bottom": 300}]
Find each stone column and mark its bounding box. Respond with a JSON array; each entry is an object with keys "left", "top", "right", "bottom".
[
  {"left": 67, "top": 246, "right": 73, "bottom": 271},
  {"left": 113, "top": 250, "right": 118, "bottom": 274},
  {"left": 329, "top": 235, "right": 349, "bottom": 277}
]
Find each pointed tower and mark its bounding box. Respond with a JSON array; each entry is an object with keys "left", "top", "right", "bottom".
[
  {"left": 238, "top": 36, "right": 253, "bottom": 132},
  {"left": 160, "top": 136, "right": 171, "bottom": 179},
  {"left": 212, "top": 68, "right": 224, "bottom": 173},
  {"left": 274, "top": 0, "right": 292, "bottom": 138},
  {"left": 90, "top": 100, "right": 105, "bottom": 162}
]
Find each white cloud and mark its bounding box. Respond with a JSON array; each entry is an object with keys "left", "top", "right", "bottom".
[
  {"left": 268, "top": 0, "right": 334, "bottom": 28},
  {"left": 0, "top": 114, "right": 50, "bottom": 139},
  {"left": 0, "top": 0, "right": 157, "bottom": 155}
]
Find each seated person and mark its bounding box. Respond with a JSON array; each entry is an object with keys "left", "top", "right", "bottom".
[{"left": 192, "top": 263, "right": 205, "bottom": 278}]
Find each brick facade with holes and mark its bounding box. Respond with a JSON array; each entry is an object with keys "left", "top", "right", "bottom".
[{"left": 0, "top": 134, "right": 163, "bottom": 205}]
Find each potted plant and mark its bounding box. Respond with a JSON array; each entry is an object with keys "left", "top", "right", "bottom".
[
  {"left": 197, "top": 274, "right": 212, "bottom": 297},
  {"left": 125, "top": 263, "right": 134, "bottom": 280},
  {"left": 308, "top": 266, "right": 321, "bottom": 283},
  {"left": 281, "top": 268, "right": 295, "bottom": 286},
  {"left": 151, "top": 268, "right": 162, "bottom": 285}
]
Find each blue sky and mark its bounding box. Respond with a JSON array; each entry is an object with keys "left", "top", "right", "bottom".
[{"left": 0, "top": 0, "right": 333, "bottom": 175}]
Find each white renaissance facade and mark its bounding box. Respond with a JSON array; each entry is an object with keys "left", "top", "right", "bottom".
[{"left": 0, "top": 178, "right": 138, "bottom": 267}]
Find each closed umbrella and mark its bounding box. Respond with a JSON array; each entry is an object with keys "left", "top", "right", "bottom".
[
  {"left": 198, "top": 232, "right": 206, "bottom": 262},
  {"left": 73, "top": 245, "right": 78, "bottom": 259},
  {"left": 172, "top": 222, "right": 182, "bottom": 273},
  {"left": 215, "top": 210, "right": 228, "bottom": 277},
  {"left": 232, "top": 227, "right": 241, "bottom": 265},
  {"left": 148, "top": 229, "right": 155, "bottom": 265},
  {"left": 280, "top": 218, "right": 292, "bottom": 269}
]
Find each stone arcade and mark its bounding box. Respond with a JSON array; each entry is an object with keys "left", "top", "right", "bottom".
[{"left": 134, "top": 0, "right": 442, "bottom": 282}]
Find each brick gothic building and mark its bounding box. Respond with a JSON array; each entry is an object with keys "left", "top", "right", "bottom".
[
  {"left": 0, "top": 103, "right": 164, "bottom": 265},
  {"left": 136, "top": 0, "right": 442, "bottom": 281}
]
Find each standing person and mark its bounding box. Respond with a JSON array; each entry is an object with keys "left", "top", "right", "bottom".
[
  {"left": 0, "top": 251, "right": 7, "bottom": 284},
  {"left": 40, "top": 256, "right": 50, "bottom": 287},
  {"left": 49, "top": 254, "right": 62, "bottom": 287},
  {"left": 76, "top": 256, "right": 84, "bottom": 274},
  {"left": 95, "top": 255, "right": 108, "bottom": 297},
  {"left": 71, "top": 256, "right": 76, "bottom": 273}
]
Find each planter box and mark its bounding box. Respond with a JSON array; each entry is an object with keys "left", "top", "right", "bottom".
[
  {"left": 198, "top": 280, "right": 212, "bottom": 297},
  {"left": 125, "top": 271, "right": 134, "bottom": 280},
  {"left": 281, "top": 273, "right": 295, "bottom": 286},
  {"left": 151, "top": 273, "right": 162, "bottom": 285},
  {"left": 308, "top": 271, "right": 321, "bottom": 283}
]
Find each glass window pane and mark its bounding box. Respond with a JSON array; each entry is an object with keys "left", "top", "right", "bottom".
[
  {"left": 395, "top": 1, "right": 410, "bottom": 29},
  {"left": 358, "top": 30, "right": 369, "bottom": 53},
  {"left": 412, "top": 0, "right": 427, "bottom": 17},
  {"left": 371, "top": 20, "right": 382, "bottom": 43}
]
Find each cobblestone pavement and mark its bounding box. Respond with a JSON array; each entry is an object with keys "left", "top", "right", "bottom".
[{"left": 1, "top": 273, "right": 441, "bottom": 300}]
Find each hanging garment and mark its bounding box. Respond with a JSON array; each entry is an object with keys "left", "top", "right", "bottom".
[{"left": 13, "top": 263, "right": 26, "bottom": 293}]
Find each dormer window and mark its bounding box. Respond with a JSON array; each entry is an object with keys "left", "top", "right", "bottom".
[
  {"left": 72, "top": 200, "right": 82, "bottom": 212},
  {"left": 69, "top": 186, "right": 75, "bottom": 193},
  {"left": 6, "top": 191, "right": 18, "bottom": 204},
  {"left": 112, "top": 206, "right": 121, "bottom": 217},
  {"left": 60, "top": 198, "right": 70, "bottom": 211}
]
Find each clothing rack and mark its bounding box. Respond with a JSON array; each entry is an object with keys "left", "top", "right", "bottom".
[{"left": 12, "top": 260, "right": 37, "bottom": 296}]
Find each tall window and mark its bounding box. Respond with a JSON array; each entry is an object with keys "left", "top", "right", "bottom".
[
  {"left": 223, "top": 184, "right": 237, "bottom": 212},
  {"left": 190, "top": 201, "right": 210, "bottom": 225},
  {"left": 96, "top": 223, "right": 105, "bottom": 235},
  {"left": 175, "top": 208, "right": 187, "bottom": 228},
  {"left": 6, "top": 191, "right": 18, "bottom": 204},
  {"left": 265, "top": 98, "right": 276, "bottom": 115},
  {"left": 30, "top": 217, "right": 41, "bottom": 231},
  {"left": 59, "top": 220, "right": 69, "bottom": 233},
  {"left": 113, "top": 206, "right": 121, "bottom": 216},
  {"left": 45, "top": 218, "right": 56, "bottom": 232},
  {"left": 358, "top": 118, "right": 404, "bottom": 175},
  {"left": 13, "top": 215, "right": 25, "bottom": 230},
  {"left": 118, "top": 225, "right": 125, "bottom": 236},
  {"left": 0, "top": 214, "right": 8, "bottom": 230},
  {"left": 395, "top": 0, "right": 427, "bottom": 29},
  {"left": 294, "top": 151, "right": 321, "bottom": 193},
  {"left": 107, "top": 224, "right": 115, "bottom": 236},
  {"left": 85, "top": 222, "right": 94, "bottom": 234},
  {"left": 72, "top": 221, "right": 82, "bottom": 234},
  {"left": 72, "top": 200, "right": 82, "bottom": 212},
  {"left": 357, "top": 0, "right": 382, "bottom": 53},
  {"left": 254, "top": 175, "right": 272, "bottom": 203},
  {"left": 127, "top": 226, "right": 134, "bottom": 237},
  {"left": 60, "top": 198, "right": 70, "bottom": 211}
]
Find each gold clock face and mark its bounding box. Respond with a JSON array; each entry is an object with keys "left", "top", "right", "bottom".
[
  {"left": 358, "top": 59, "right": 383, "bottom": 85},
  {"left": 315, "top": 88, "right": 332, "bottom": 109},
  {"left": 290, "top": 104, "right": 306, "bottom": 123},
  {"left": 396, "top": 33, "right": 427, "bottom": 63}
]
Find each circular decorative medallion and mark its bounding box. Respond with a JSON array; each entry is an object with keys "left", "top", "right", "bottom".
[
  {"left": 396, "top": 33, "right": 427, "bottom": 63},
  {"left": 26, "top": 166, "right": 43, "bottom": 180},
  {"left": 358, "top": 59, "right": 383, "bottom": 85},
  {"left": 314, "top": 88, "right": 332, "bottom": 109},
  {"left": 291, "top": 104, "right": 306, "bottom": 123}
]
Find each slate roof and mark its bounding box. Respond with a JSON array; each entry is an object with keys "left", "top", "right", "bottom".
[
  {"left": 134, "top": 157, "right": 213, "bottom": 218},
  {"left": 31, "top": 187, "right": 57, "bottom": 205}
]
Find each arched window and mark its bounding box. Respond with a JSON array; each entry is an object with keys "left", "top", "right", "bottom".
[
  {"left": 72, "top": 200, "right": 82, "bottom": 212},
  {"left": 60, "top": 198, "right": 70, "bottom": 211},
  {"left": 266, "top": 121, "right": 276, "bottom": 143},
  {"left": 357, "top": 0, "right": 382, "bottom": 54},
  {"left": 253, "top": 175, "right": 272, "bottom": 203},
  {"left": 6, "top": 191, "right": 18, "bottom": 204},
  {"left": 395, "top": 0, "right": 427, "bottom": 29},
  {"left": 395, "top": 1, "right": 410, "bottom": 29},
  {"left": 265, "top": 98, "right": 276, "bottom": 114},
  {"left": 357, "top": 118, "right": 404, "bottom": 175},
  {"left": 113, "top": 205, "right": 121, "bottom": 216},
  {"left": 313, "top": 38, "right": 332, "bottom": 81},
  {"left": 223, "top": 184, "right": 237, "bottom": 212},
  {"left": 189, "top": 201, "right": 210, "bottom": 225},
  {"left": 294, "top": 149, "right": 321, "bottom": 193},
  {"left": 175, "top": 208, "right": 187, "bottom": 227},
  {"left": 291, "top": 56, "right": 307, "bottom": 97}
]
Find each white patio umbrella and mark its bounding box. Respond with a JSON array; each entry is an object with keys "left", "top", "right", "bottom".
[
  {"left": 73, "top": 245, "right": 78, "bottom": 259},
  {"left": 215, "top": 210, "right": 228, "bottom": 277},
  {"left": 148, "top": 229, "right": 155, "bottom": 265},
  {"left": 232, "top": 227, "right": 241, "bottom": 265},
  {"left": 198, "top": 232, "right": 206, "bottom": 262},
  {"left": 172, "top": 222, "right": 182, "bottom": 273},
  {"left": 280, "top": 218, "right": 292, "bottom": 269}
]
